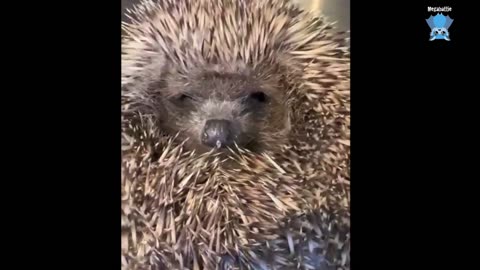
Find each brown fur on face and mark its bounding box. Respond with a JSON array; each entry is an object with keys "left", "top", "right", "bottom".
[{"left": 127, "top": 62, "right": 291, "bottom": 154}]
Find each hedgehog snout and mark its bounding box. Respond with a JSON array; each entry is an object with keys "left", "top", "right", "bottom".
[{"left": 201, "top": 119, "right": 236, "bottom": 148}]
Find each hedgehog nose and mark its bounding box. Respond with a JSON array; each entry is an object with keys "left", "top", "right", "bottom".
[{"left": 202, "top": 119, "right": 234, "bottom": 148}]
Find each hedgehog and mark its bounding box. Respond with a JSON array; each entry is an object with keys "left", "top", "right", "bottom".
[{"left": 121, "top": 0, "right": 350, "bottom": 269}]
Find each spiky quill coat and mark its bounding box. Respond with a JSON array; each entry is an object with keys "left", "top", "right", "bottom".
[{"left": 121, "top": 0, "right": 350, "bottom": 269}]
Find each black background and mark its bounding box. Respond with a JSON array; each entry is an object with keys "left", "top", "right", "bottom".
[
  {"left": 351, "top": 1, "right": 476, "bottom": 268},
  {"left": 2, "top": 0, "right": 475, "bottom": 268}
]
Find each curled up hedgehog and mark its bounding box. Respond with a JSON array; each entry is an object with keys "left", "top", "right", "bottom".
[{"left": 121, "top": 0, "right": 350, "bottom": 269}]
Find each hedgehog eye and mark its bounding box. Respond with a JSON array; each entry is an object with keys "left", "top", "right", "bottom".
[
  {"left": 247, "top": 91, "right": 268, "bottom": 103},
  {"left": 178, "top": 94, "right": 193, "bottom": 101},
  {"left": 170, "top": 93, "right": 195, "bottom": 106}
]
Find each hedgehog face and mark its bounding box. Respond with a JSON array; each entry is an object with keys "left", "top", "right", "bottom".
[{"left": 155, "top": 69, "right": 291, "bottom": 153}]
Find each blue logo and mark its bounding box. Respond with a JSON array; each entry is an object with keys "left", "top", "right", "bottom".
[{"left": 426, "top": 13, "right": 453, "bottom": 41}]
